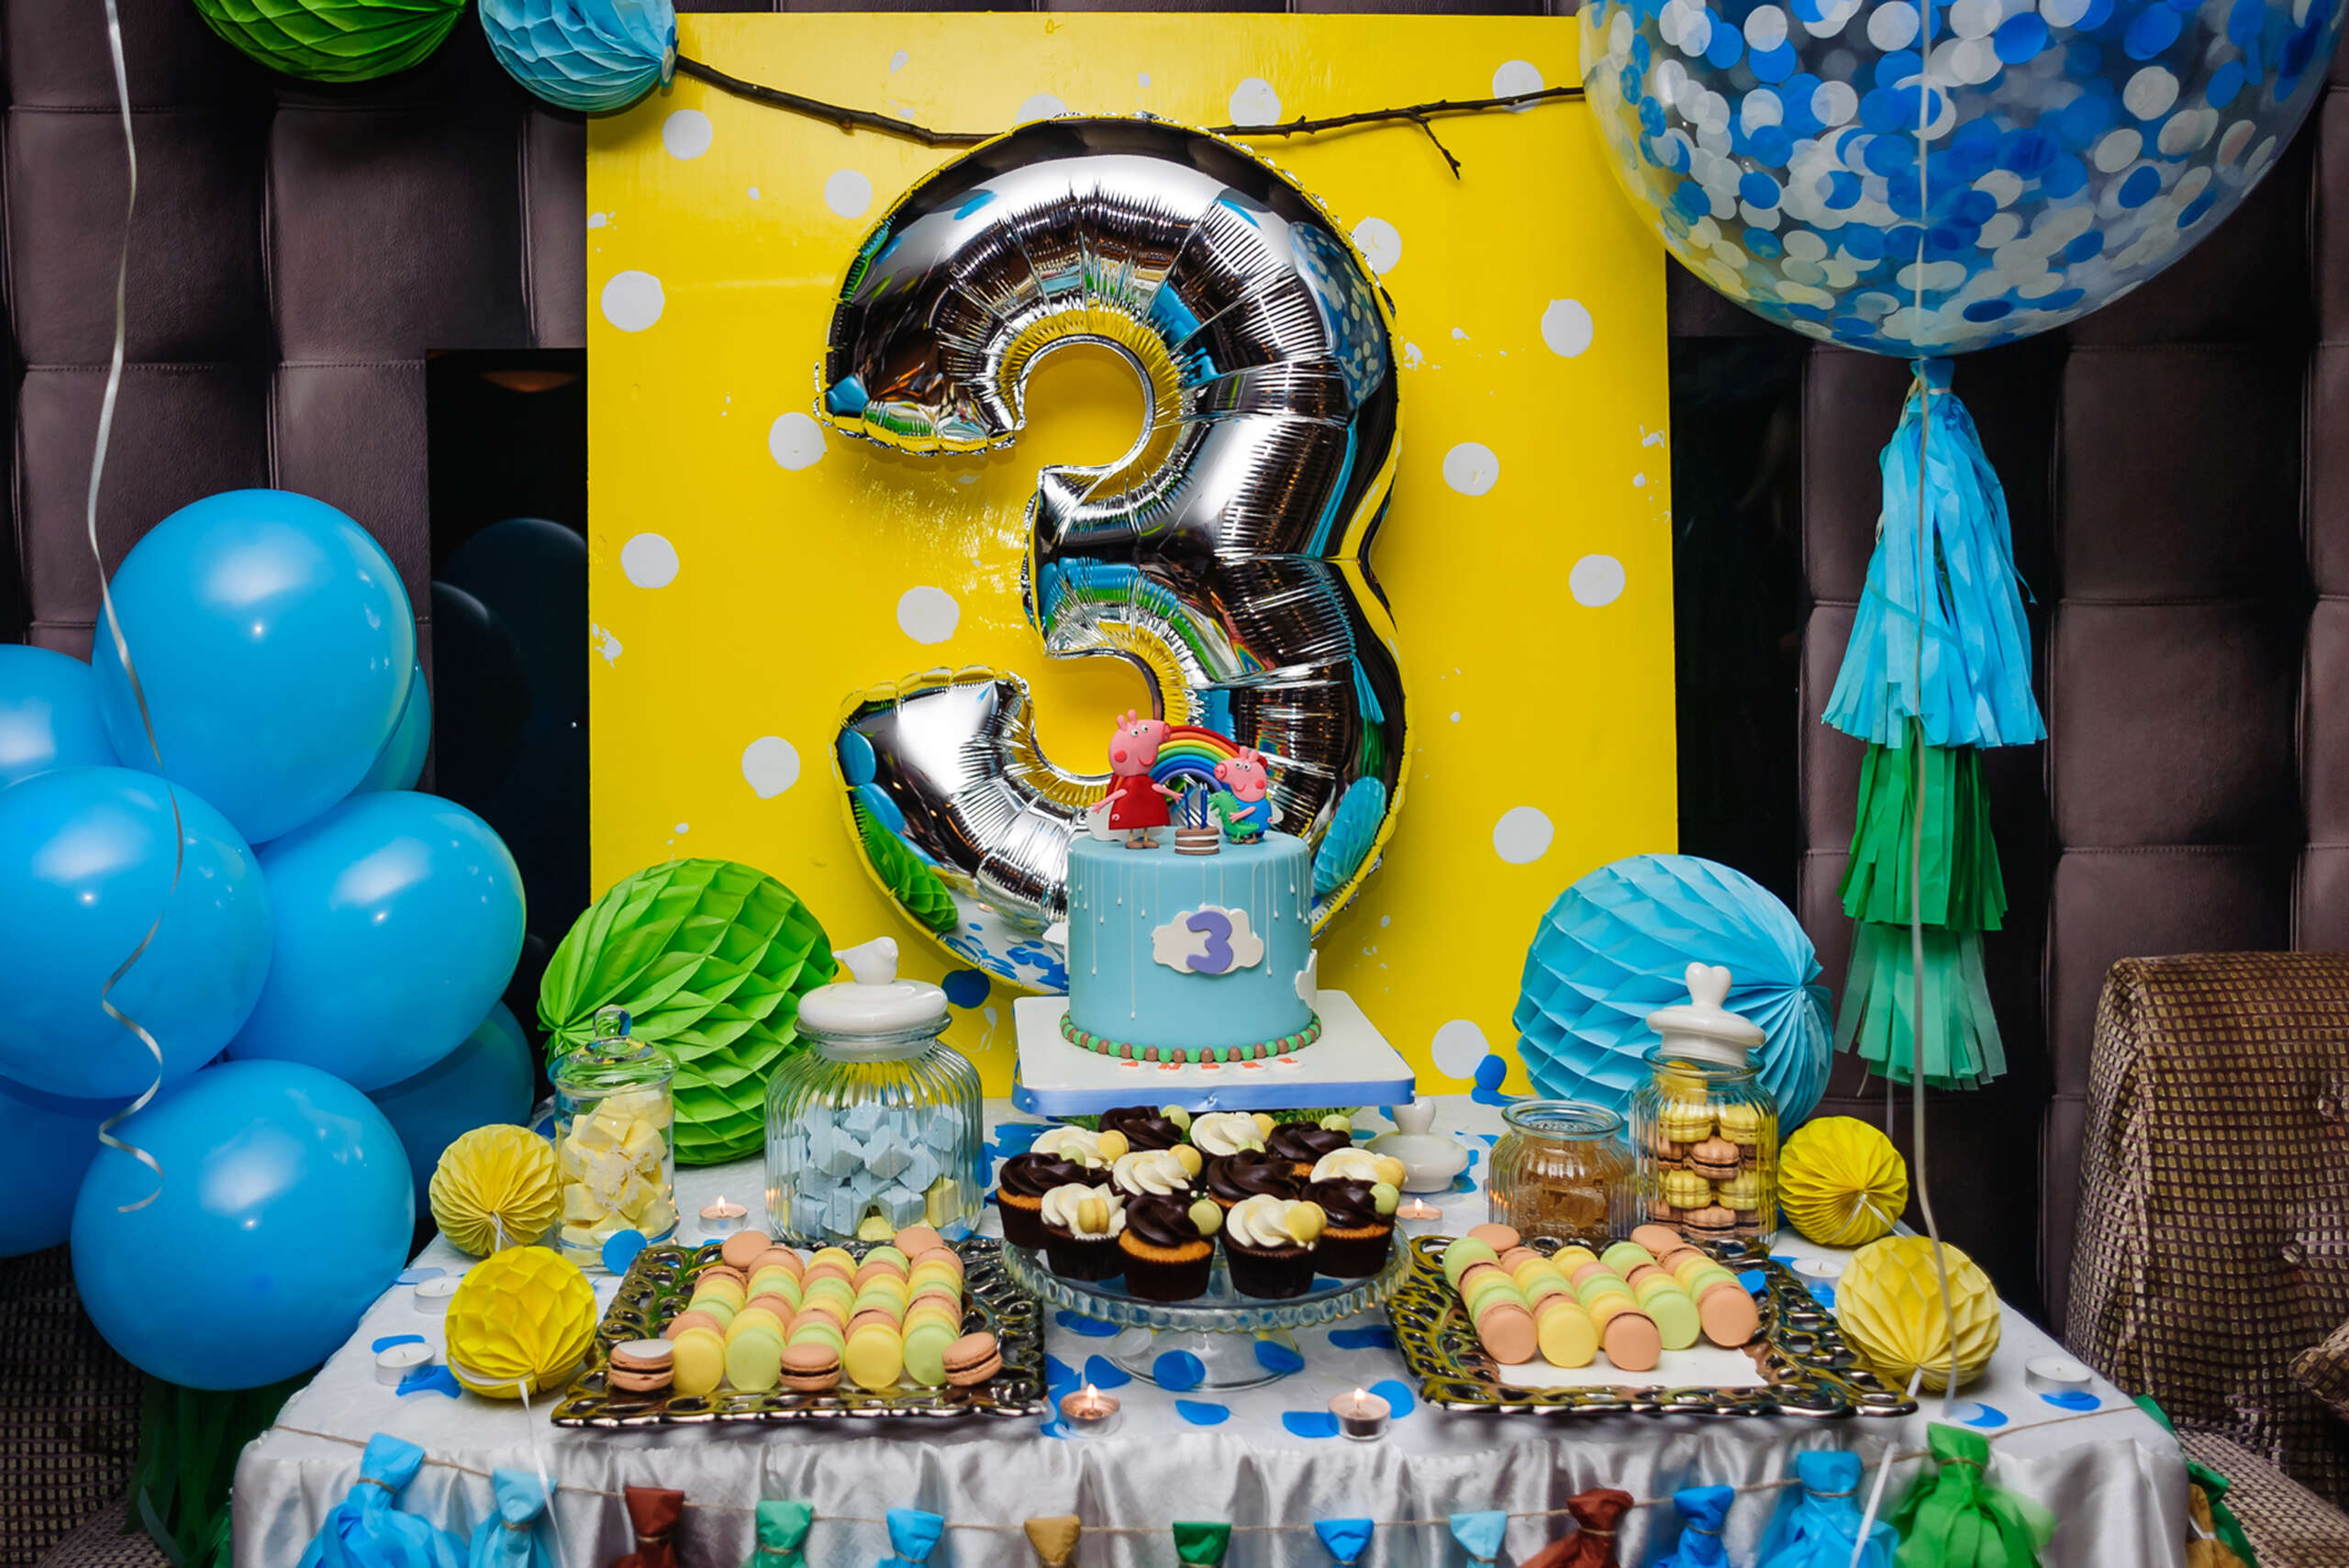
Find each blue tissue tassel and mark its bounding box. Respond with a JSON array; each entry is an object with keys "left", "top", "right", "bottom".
[{"left": 1826, "top": 362, "right": 2042, "bottom": 1093}]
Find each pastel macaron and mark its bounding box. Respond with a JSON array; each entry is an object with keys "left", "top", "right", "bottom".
[
  {"left": 1473, "top": 1299, "right": 1538, "bottom": 1364},
  {"left": 671, "top": 1328, "right": 726, "bottom": 1396},
  {"left": 787, "top": 1318, "right": 846, "bottom": 1354},
  {"left": 607, "top": 1340, "right": 674, "bottom": 1395},
  {"left": 903, "top": 1320, "right": 956, "bottom": 1387},
  {"left": 1533, "top": 1298, "right": 1598, "bottom": 1367},
  {"left": 720, "top": 1230, "right": 773, "bottom": 1271},
  {"left": 686, "top": 1296, "right": 739, "bottom": 1330},
  {"left": 942, "top": 1331, "right": 1002, "bottom": 1386},
  {"left": 1602, "top": 1308, "right": 1663, "bottom": 1372},
  {"left": 1551, "top": 1246, "right": 1599, "bottom": 1273},
  {"left": 1441, "top": 1238, "right": 1499, "bottom": 1288},
  {"left": 663, "top": 1309, "right": 725, "bottom": 1340},
  {"left": 780, "top": 1342, "right": 841, "bottom": 1392},
  {"left": 1466, "top": 1222, "right": 1520, "bottom": 1251},
  {"left": 894, "top": 1225, "right": 945, "bottom": 1256},
  {"left": 1601, "top": 1241, "right": 1655, "bottom": 1276},
  {"left": 726, "top": 1333, "right": 784, "bottom": 1392},
  {"left": 905, "top": 1299, "right": 963, "bottom": 1337},
  {"left": 693, "top": 1275, "right": 746, "bottom": 1311},
  {"left": 845, "top": 1324, "right": 905, "bottom": 1391},
  {"left": 751, "top": 1247, "right": 804, "bottom": 1278},
  {"left": 1699, "top": 1284, "right": 1761, "bottom": 1347},
  {"left": 1629, "top": 1223, "right": 1685, "bottom": 1256}
]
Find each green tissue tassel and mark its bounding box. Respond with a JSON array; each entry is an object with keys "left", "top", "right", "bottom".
[
  {"left": 1890, "top": 1424, "right": 2054, "bottom": 1567},
  {"left": 1834, "top": 729, "right": 2009, "bottom": 1090}
]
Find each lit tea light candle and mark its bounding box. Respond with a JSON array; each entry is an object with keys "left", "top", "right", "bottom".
[
  {"left": 698, "top": 1195, "right": 748, "bottom": 1240},
  {"left": 1331, "top": 1385, "right": 1391, "bottom": 1441},
  {"left": 1059, "top": 1383, "right": 1123, "bottom": 1437},
  {"left": 1396, "top": 1196, "right": 1442, "bottom": 1222}
]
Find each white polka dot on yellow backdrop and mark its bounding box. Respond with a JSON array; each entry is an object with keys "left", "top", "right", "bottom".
[{"left": 585, "top": 14, "right": 1675, "bottom": 1091}]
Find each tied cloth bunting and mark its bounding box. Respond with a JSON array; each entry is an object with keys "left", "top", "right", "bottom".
[
  {"left": 1316, "top": 1518, "right": 1376, "bottom": 1566},
  {"left": 1173, "top": 1523, "right": 1232, "bottom": 1566},
  {"left": 2132, "top": 1398, "right": 2256, "bottom": 1568},
  {"left": 1452, "top": 1511, "right": 1508, "bottom": 1568},
  {"left": 1653, "top": 1487, "right": 1733, "bottom": 1568},
  {"left": 466, "top": 1472, "right": 553, "bottom": 1568},
  {"left": 296, "top": 1433, "right": 466, "bottom": 1568},
  {"left": 1756, "top": 1451, "right": 1897, "bottom": 1568},
  {"left": 610, "top": 1487, "right": 685, "bottom": 1568},
  {"left": 1026, "top": 1518, "right": 1082, "bottom": 1568},
  {"left": 741, "top": 1502, "right": 814, "bottom": 1567},
  {"left": 1888, "top": 1424, "right": 2055, "bottom": 1568},
  {"left": 880, "top": 1509, "right": 945, "bottom": 1568},
  {"left": 1824, "top": 359, "right": 2042, "bottom": 1093},
  {"left": 1521, "top": 1491, "right": 1633, "bottom": 1568}
]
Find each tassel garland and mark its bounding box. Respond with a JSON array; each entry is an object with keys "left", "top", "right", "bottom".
[
  {"left": 1755, "top": 1451, "right": 1898, "bottom": 1568},
  {"left": 1888, "top": 1425, "right": 2055, "bottom": 1568}
]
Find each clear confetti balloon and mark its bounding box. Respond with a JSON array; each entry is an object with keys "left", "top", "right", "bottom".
[{"left": 1580, "top": 0, "right": 2342, "bottom": 354}]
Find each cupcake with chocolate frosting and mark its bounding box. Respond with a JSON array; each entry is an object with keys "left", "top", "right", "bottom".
[
  {"left": 1117, "top": 1194, "right": 1222, "bottom": 1301},
  {"left": 1304, "top": 1148, "right": 1407, "bottom": 1277},
  {"left": 1097, "top": 1105, "right": 1191, "bottom": 1151},
  {"left": 1188, "top": 1110, "right": 1274, "bottom": 1191},
  {"left": 1265, "top": 1115, "right": 1353, "bottom": 1179},
  {"left": 995, "top": 1152, "right": 1090, "bottom": 1249},
  {"left": 1205, "top": 1149, "right": 1300, "bottom": 1212}
]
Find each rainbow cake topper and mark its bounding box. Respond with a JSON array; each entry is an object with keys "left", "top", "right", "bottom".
[
  {"left": 1090, "top": 719, "right": 1275, "bottom": 849},
  {"left": 1148, "top": 726, "right": 1248, "bottom": 791}
]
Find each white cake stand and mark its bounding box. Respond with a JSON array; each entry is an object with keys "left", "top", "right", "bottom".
[{"left": 1000, "top": 1240, "right": 1411, "bottom": 1389}]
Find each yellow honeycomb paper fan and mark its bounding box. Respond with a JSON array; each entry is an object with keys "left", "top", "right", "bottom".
[
  {"left": 430, "top": 1124, "right": 562, "bottom": 1257},
  {"left": 1780, "top": 1116, "right": 1909, "bottom": 1248},
  {"left": 445, "top": 1246, "right": 597, "bottom": 1399},
  {"left": 1836, "top": 1235, "right": 2000, "bottom": 1393}
]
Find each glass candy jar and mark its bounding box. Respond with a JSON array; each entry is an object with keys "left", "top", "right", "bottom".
[
  {"left": 551, "top": 1006, "right": 678, "bottom": 1269},
  {"left": 1628, "top": 962, "right": 1781, "bottom": 1249},
  {"left": 765, "top": 937, "right": 984, "bottom": 1244},
  {"left": 1488, "top": 1101, "right": 1632, "bottom": 1244}
]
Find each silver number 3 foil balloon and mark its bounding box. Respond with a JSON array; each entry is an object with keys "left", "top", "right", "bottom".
[{"left": 820, "top": 117, "right": 1408, "bottom": 993}]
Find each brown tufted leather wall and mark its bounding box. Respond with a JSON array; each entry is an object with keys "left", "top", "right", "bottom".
[{"left": 2, "top": 0, "right": 2339, "bottom": 1338}]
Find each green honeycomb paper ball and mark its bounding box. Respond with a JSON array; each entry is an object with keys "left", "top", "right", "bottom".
[
  {"left": 540, "top": 860, "right": 837, "bottom": 1166},
  {"left": 191, "top": 0, "right": 469, "bottom": 83}
]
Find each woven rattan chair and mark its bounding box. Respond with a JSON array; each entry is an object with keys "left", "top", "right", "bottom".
[
  {"left": 2068, "top": 952, "right": 2349, "bottom": 1565},
  {"left": 0, "top": 1247, "right": 147, "bottom": 1567}
]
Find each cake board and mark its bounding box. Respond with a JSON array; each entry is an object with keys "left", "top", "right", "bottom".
[{"left": 1010, "top": 989, "right": 1416, "bottom": 1117}]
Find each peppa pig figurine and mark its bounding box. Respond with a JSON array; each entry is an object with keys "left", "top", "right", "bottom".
[
  {"left": 1208, "top": 748, "right": 1278, "bottom": 844},
  {"left": 1095, "top": 709, "right": 1180, "bottom": 848}
]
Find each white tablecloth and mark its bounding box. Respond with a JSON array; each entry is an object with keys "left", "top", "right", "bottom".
[{"left": 234, "top": 1099, "right": 2186, "bottom": 1568}]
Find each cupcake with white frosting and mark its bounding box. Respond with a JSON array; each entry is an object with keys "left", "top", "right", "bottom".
[
  {"left": 1040, "top": 1184, "right": 1126, "bottom": 1280},
  {"left": 1222, "top": 1193, "right": 1325, "bottom": 1299}
]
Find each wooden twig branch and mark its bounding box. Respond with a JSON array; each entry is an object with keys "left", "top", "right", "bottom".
[
  {"left": 672, "top": 56, "right": 989, "bottom": 147},
  {"left": 1205, "top": 83, "right": 1583, "bottom": 139}
]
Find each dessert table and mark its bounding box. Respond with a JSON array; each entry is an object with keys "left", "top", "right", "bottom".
[{"left": 232, "top": 1098, "right": 2188, "bottom": 1568}]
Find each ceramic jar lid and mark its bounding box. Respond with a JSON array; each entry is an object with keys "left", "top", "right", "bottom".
[
  {"left": 796, "top": 937, "right": 948, "bottom": 1040},
  {"left": 1643, "top": 961, "right": 1765, "bottom": 1067}
]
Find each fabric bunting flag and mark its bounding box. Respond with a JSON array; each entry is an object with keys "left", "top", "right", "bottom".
[
  {"left": 1451, "top": 1511, "right": 1508, "bottom": 1568},
  {"left": 465, "top": 1471, "right": 554, "bottom": 1568},
  {"left": 295, "top": 1433, "right": 466, "bottom": 1568},
  {"left": 1825, "top": 360, "right": 2043, "bottom": 1093},
  {"left": 879, "top": 1508, "right": 944, "bottom": 1568},
  {"left": 1521, "top": 1491, "right": 1632, "bottom": 1568},
  {"left": 1756, "top": 1451, "right": 1897, "bottom": 1568},
  {"left": 1653, "top": 1487, "right": 1732, "bottom": 1567},
  {"left": 741, "top": 1502, "right": 813, "bottom": 1568},
  {"left": 1888, "top": 1424, "right": 2055, "bottom": 1568},
  {"left": 1316, "top": 1518, "right": 1376, "bottom": 1566},
  {"left": 1025, "top": 1517, "right": 1082, "bottom": 1568},
  {"left": 1173, "top": 1523, "right": 1232, "bottom": 1566},
  {"left": 610, "top": 1487, "right": 685, "bottom": 1568}
]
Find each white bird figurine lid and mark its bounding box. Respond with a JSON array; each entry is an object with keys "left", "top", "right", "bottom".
[
  {"left": 797, "top": 937, "right": 948, "bottom": 1038},
  {"left": 1644, "top": 961, "right": 1765, "bottom": 1067}
]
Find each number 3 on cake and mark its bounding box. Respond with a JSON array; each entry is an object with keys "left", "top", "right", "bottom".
[{"left": 819, "top": 119, "right": 1410, "bottom": 985}]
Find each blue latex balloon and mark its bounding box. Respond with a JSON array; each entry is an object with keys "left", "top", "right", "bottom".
[
  {"left": 483, "top": 0, "right": 676, "bottom": 114},
  {"left": 232, "top": 792, "right": 525, "bottom": 1091},
  {"left": 0, "top": 1075, "right": 123, "bottom": 1258},
  {"left": 357, "top": 663, "right": 432, "bottom": 795},
  {"left": 74, "top": 1059, "right": 412, "bottom": 1389},
  {"left": 365, "top": 1002, "right": 534, "bottom": 1209},
  {"left": 93, "top": 489, "right": 415, "bottom": 845},
  {"left": 1513, "top": 853, "right": 1832, "bottom": 1128},
  {"left": 1579, "top": 0, "right": 2343, "bottom": 356},
  {"left": 0, "top": 646, "right": 115, "bottom": 791},
  {"left": 0, "top": 767, "right": 272, "bottom": 1100}
]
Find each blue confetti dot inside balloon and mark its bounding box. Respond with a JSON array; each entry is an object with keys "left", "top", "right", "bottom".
[
  {"left": 2228, "top": 0, "right": 2265, "bottom": 43},
  {"left": 1705, "top": 17, "right": 1745, "bottom": 67},
  {"left": 1082, "top": 1354, "right": 1132, "bottom": 1390},
  {"left": 1255, "top": 1339, "right": 1308, "bottom": 1375},
  {"left": 2125, "top": 3, "right": 2183, "bottom": 56},
  {"left": 373, "top": 1333, "right": 426, "bottom": 1353},
  {"left": 1964, "top": 299, "right": 2016, "bottom": 322},
  {"left": 1739, "top": 171, "right": 1785, "bottom": 209},
  {"left": 1368, "top": 1378, "right": 1417, "bottom": 1418},
  {"left": 1994, "top": 11, "right": 2048, "bottom": 61},
  {"left": 602, "top": 1229, "right": 648, "bottom": 1275},
  {"left": 836, "top": 729, "right": 877, "bottom": 785},
  {"left": 2118, "top": 165, "right": 2162, "bottom": 208},
  {"left": 2209, "top": 59, "right": 2248, "bottom": 106},
  {"left": 1751, "top": 40, "right": 1799, "bottom": 80},
  {"left": 1283, "top": 1411, "right": 1341, "bottom": 1439},
  {"left": 854, "top": 781, "right": 907, "bottom": 834},
  {"left": 1330, "top": 1327, "right": 1399, "bottom": 1351},
  {"left": 1177, "top": 1398, "right": 1232, "bottom": 1426},
  {"left": 1054, "top": 1310, "right": 1120, "bottom": 1338},
  {"left": 1962, "top": 1401, "right": 2010, "bottom": 1429},
  {"left": 1154, "top": 1351, "right": 1207, "bottom": 1391},
  {"left": 1044, "top": 1354, "right": 1081, "bottom": 1391},
  {"left": 1749, "top": 125, "right": 1795, "bottom": 167},
  {"left": 941, "top": 969, "right": 991, "bottom": 1008},
  {"left": 2042, "top": 1389, "right": 2101, "bottom": 1411}
]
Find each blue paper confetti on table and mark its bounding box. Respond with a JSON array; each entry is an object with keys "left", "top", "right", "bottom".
[
  {"left": 1044, "top": 1355, "right": 1080, "bottom": 1392},
  {"left": 1450, "top": 1172, "right": 1479, "bottom": 1195},
  {"left": 1254, "top": 1340, "right": 1307, "bottom": 1375},
  {"left": 1282, "top": 1411, "right": 1341, "bottom": 1439},
  {"left": 372, "top": 1334, "right": 426, "bottom": 1353},
  {"left": 1176, "top": 1400, "right": 1231, "bottom": 1427},
  {"left": 1154, "top": 1351, "right": 1207, "bottom": 1391},
  {"left": 601, "top": 1229, "right": 649, "bottom": 1274},
  {"left": 1739, "top": 1270, "right": 1767, "bottom": 1296},
  {"left": 1082, "top": 1355, "right": 1132, "bottom": 1390},
  {"left": 1040, "top": 1417, "right": 1070, "bottom": 1440},
  {"left": 2041, "top": 1390, "right": 2101, "bottom": 1411},
  {"left": 942, "top": 969, "right": 991, "bottom": 1008},
  {"left": 395, "top": 1266, "right": 445, "bottom": 1285},
  {"left": 1809, "top": 1284, "right": 1836, "bottom": 1309},
  {"left": 992, "top": 1123, "right": 1045, "bottom": 1157},
  {"left": 1368, "top": 1378, "right": 1416, "bottom": 1418},
  {"left": 1054, "top": 1310, "right": 1120, "bottom": 1338},
  {"left": 1329, "top": 1328, "right": 1398, "bottom": 1351},
  {"left": 1474, "top": 1055, "right": 1508, "bottom": 1091},
  {"left": 1961, "top": 1402, "right": 2010, "bottom": 1429},
  {"left": 398, "top": 1363, "right": 461, "bottom": 1399}
]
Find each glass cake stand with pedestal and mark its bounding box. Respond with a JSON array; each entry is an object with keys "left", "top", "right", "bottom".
[{"left": 1000, "top": 1240, "right": 1413, "bottom": 1389}]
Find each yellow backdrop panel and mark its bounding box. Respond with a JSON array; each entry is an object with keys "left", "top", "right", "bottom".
[{"left": 586, "top": 14, "right": 1675, "bottom": 1095}]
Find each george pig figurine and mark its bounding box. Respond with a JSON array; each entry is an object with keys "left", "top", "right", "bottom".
[
  {"left": 1208, "top": 748, "right": 1278, "bottom": 844},
  {"left": 1095, "top": 710, "right": 1180, "bottom": 848}
]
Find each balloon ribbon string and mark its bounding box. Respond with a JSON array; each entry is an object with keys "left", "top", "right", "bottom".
[
  {"left": 92, "top": 0, "right": 174, "bottom": 1211},
  {"left": 670, "top": 54, "right": 1578, "bottom": 175}
]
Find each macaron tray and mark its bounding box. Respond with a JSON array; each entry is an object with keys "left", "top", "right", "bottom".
[
  {"left": 1386, "top": 1230, "right": 1919, "bottom": 1419},
  {"left": 549, "top": 1234, "right": 1049, "bottom": 1428}
]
